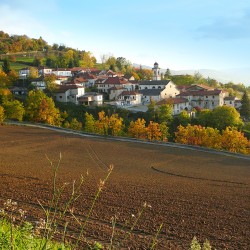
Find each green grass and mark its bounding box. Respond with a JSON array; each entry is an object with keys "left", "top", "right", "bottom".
[
  {"left": 0, "top": 218, "right": 71, "bottom": 249},
  {"left": 0, "top": 61, "right": 30, "bottom": 72}
]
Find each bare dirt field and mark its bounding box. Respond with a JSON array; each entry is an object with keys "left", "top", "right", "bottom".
[{"left": 0, "top": 125, "right": 249, "bottom": 249}]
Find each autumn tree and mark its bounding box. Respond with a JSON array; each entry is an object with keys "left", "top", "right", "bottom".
[
  {"left": 84, "top": 112, "right": 96, "bottom": 133},
  {"left": 2, "top": 100, "right": 25, "bottom": 121},
  {"left": 95, "top": 111, "right": 109, "bottom": 135},
  {"left": 64, "top": 118, "right": 82, "bottom": 130},
  {"left": 7, "top": 70, "right": 18, "bottom": 86},
  {"left": 221, "top": 127, "right": 250, "bottom": 154},
  {"left": 159, "top": 122, "right": 169, "bottom": 141},
  {"left": 0, "top": 105, "right": 5, "bottom": 123},
  {"left": 0, "top": 88, "right": 12, "bottom": 103},
  {"left": 25, "top": 90, "right": 62, "bottom": 125},
  {"left": 146, "top": 121, "right": 162, "bottom": 140},
  {"left": 0, "top": 70, "right": 10, "bottom": 87},
  {"left": 80, "top": 51, "right": 96, "bottom": 68},
  {"left": 240, "top": 91, "right": 250, "bottom": 119},
  {"left": 128, "top": 118, "right": 147, "bottom": 139},
  {"left": 44, "top": 74, "right": 58, "bottom": 95},
  {"left": 108, "top": 113, "right": 124, "bottom": 136},
  {"left": 28, "top": 67, "right": 38, "bottom": 79}
]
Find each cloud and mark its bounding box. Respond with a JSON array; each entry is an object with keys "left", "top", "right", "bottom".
[{"left": 195, "top": 10, "right": 250, "bottom": 40}]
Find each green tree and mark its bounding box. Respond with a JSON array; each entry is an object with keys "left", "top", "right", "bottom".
[
  {"left": 25, "top": 90, "right": 62, "bottom": 125},
  {"left": 157, "top": 104, "right": 173, "bottom": 124},
  {"left": 2, "top": 100, "right": 25, "bottom": 121},
  {"left": 240, "top": 91, "right": 250, "bottom": 119},
  {"left": 2, "top": 58, "right": 11, "bottom": 74},
  {"left": 28, "top": 67, "right": 38, "bottom": 79},
  {"left": 80, "top": 51, "right": 96, "bottom": 68},
  {"left": 210, "top": 106, "right": 243, "bottom": 130},
  {"left": 164, "top": 68, "right": 171, "bottom": 79},
  {"left": 177, "top": 110, "right": 191, "bottom": 127},
  {"left": 196, "top": 109, "right": 212, "bottom": 127}
]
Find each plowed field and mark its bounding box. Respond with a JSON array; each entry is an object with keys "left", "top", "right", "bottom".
[{"left": 0, "top": 125, "right": 249, "bottom": 249}]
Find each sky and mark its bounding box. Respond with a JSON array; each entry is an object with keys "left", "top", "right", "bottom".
[{"left": 0, "top": 0, "right": 250, "bottom": 83}]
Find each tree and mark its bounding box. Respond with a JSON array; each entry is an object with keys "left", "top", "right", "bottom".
[
  {"left": 84, "top": 112, "right": 96, "bottom": 133},
  {"left": 0, "top": 70, "right": 10, "bottom": 87},
  {"left": 65, "top": 118, "right": 82, "bottom": 130},
  {"left": 196, "top": 109, "right": 212, "bottom": 127},
  {"left": 157, "top": 104, "right": 173, "bottom": 124},
  {"left": 80, "top": 51, "right": 96, "bottom": 68},
  {"left": 108, "top": 113, "right": 124, "bottom": 136},
  {"left": 0, "top": 105, "right": 5, "bottom": 123},
  {"left": 164, "top": 68, "right": 171, "bottom": 79},
  {"left": 221, "top": 127, "right": 250, "bottom": 154},
  {"left": 29, "top": 67, "right": 38, "bottom": 79},
  {"left": 210, "top": 106, "right": 243, "bottom": 130},
  {"left": 159, "top": 122, "right": 169, "bottom": 141},
  {"left": 2, "top": 58, "right": 11, "bottom": 74},
  {"left": 33, "top": 57, "right": 43, "bottom": 67},
  {"left": 44, "top": 74, "right": 58, "bottom": 95},
  {"left": 95, "top": 111, "right": 109, "bottom": 135},
  {"left": 240, "top": 91, "right": 250, "bottom": 119},
  {"left": 128, "top": 118, "right": 147, "bottom": 139},
  {"left": 177, "top": 110, "right": 191, "bottom": 127},
  {"left": 7, "top": 70, "right": 18, "bottom": 86},
  {"left": 146, "top": 98, "right": 157, "bottom": 121},
  {"left": 146, "top": 121, "right": 162, "bottom": 140},
  {"left": 25, "top": 90, "right": 62, "bottom": 125},
  {"left": 0, "top": 88, "right": 12, "bottom": 103},
  {"left": 2, "top": 100, "right": 25, "bottom": 121}
]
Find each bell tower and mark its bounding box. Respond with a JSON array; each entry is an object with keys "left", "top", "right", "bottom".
[{"left": 152, "top": 62, "right": 161, "bottom": 80}]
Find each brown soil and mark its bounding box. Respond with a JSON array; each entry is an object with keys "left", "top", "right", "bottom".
[{"left": 0, "top": 125, "right": 249, "bottom": 249}]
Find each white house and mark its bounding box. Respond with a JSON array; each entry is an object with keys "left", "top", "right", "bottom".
[
  {"left": 19, "top": 67, "right": 30, "bottom": 79},
  {"left": 31, "top": 76, "right": 46, "bottom": 90},
  {"left": 109, "top": 86, "right": 126, "bottom": 100},
  {"left": 116, "top": 91, "right": 142, "bottom": 106},
  {"left": 223, "top": 96, "right": 241, "bottom": 108},
  {"left": 78, "top": 92, "right": 103, "bottom": 106},
  {"left": 176, "top": 88, "right": 227, "bottom": 110},
  {"left": 139, "top": 80, "right": 179, "bottom": 103},
  {"left": 53, "top": 85, "right": 85, "bottom": 104},
  {"left": 52, "top": 68, "right": 72, "bottom": 78},
  {"left": 38, "top": 66, "right": 52, "bottom": 75}
]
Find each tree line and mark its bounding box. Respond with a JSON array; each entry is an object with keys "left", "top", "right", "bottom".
[{"left": 0, "top": 88, "right": 249, "bottom": 154}]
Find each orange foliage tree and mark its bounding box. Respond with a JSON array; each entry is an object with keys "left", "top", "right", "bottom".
[
  {"left": 221, "top": 127, "right": 250, "bottom": 154},
  {"left": 128, "top": 118, "right": 147, "bottom": 139},
  {"left": 146, "top": 121, "right": 162, "bottom": 141}
]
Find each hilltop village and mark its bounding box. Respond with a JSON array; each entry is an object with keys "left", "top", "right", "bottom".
[{"left": 15, "top": 62, "right": 241, "bottom": 115}]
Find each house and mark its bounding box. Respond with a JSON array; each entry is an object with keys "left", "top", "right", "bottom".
[
  {"left": 78, "top": 92, "right": 103, "bottom": 106},
  {"left": 139, "top": 80, "right": 179, "bottom": 103},
  {"left": 10, "top": 87, "right": 28, "bottom": 95},
  {"left": 223, "top": 96, "right": 241, "bottom": 108},
  {"left": 38, "top": 66, "right": 52, "bottom": 75},
  {"left": 75, "top": 72, "right": 96, "bottom": 87},
  {"left": 156, "top": 97, "right": 191, "bottom": 115},
  {"left": 176, "top": 89, "right": 227, "bottom": 110},
  {"left": 96, "top": 76, "right": 134, "bottom": 94},
  {"left": 31, "top": 76, "right": 46, "bottom": 90},
  {"left": 53, "top": 84, "right": 85, "bottom": 104},
  {"left": 109, "top": 86, "right": 126, "bottom": 100},
  {"left": 116, "top": 91, "right": 142, "bottom": 106},
  {"left": 19, "top": 67, "right": 30, "bottom": 79},
  {"left": 52, "top": 68, "right": 72, "bottom": 78}
]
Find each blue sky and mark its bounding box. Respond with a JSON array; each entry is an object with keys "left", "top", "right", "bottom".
[{"left": 0, "top": 0, "right": 250, "bottom": 82}]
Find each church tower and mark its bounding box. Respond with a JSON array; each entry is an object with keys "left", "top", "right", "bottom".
[{"left": 152, "top": 62, "right": 161, "bottom": 80}]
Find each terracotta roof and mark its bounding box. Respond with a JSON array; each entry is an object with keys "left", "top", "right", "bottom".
[
  {"left": 177, "top": 89, "right": 222, "bottom": 97},
  {"left": 157, "top": 97, "right": 189, "bottom": 105},
  {"left": 55, "top": 84, "right": 84, "bottom": 93}
]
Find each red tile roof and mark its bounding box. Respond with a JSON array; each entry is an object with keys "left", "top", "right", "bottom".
[{"left": 157, "top": 97, "right": 189, "bottom": 105}]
